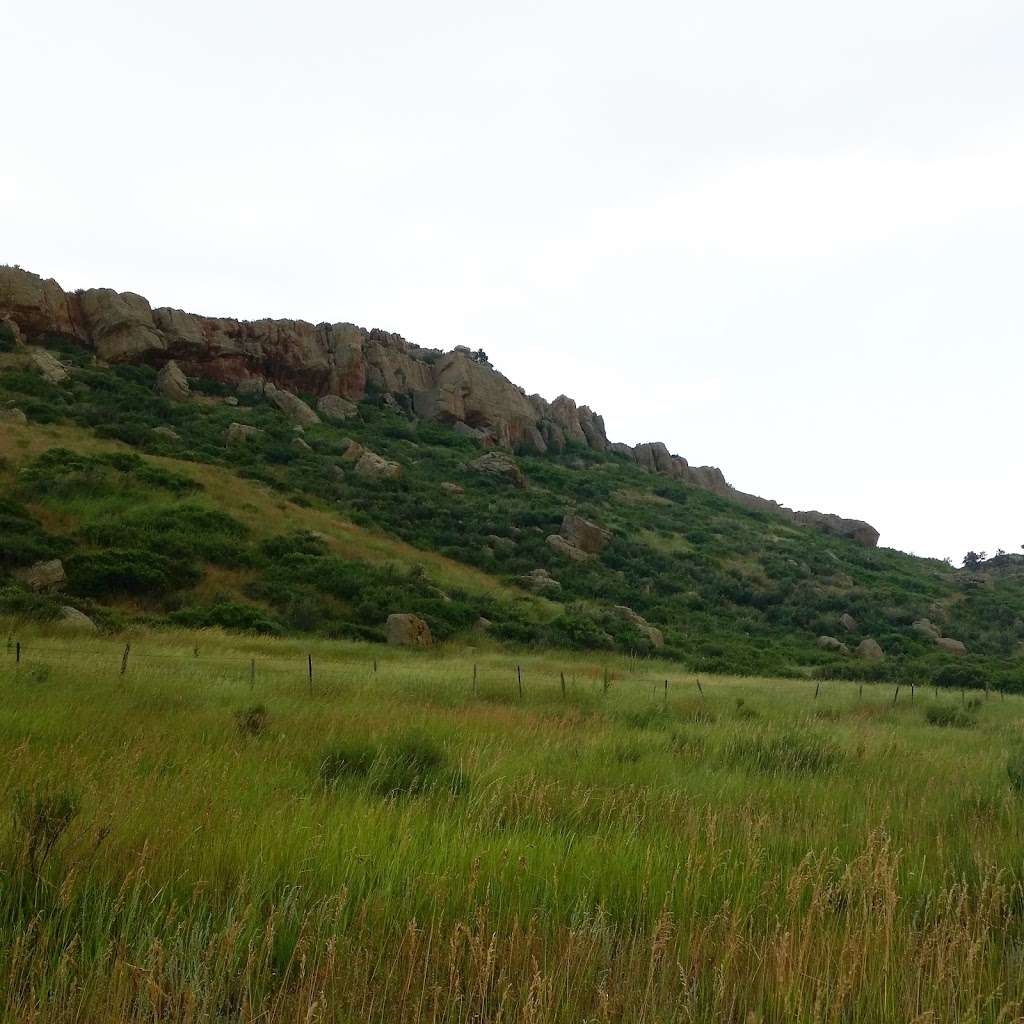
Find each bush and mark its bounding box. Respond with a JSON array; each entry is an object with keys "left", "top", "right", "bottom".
[
  {"left": 320, "top": 739, "right": 380, "bottom": 785},
  {"left": 234, "top": 704, "right": 267, "bottom": 737},
  {"left": 170, "top": 602, "right": 283, "bottom": 635},
  {"left": 1008, "top": 749, "right": 1024, "bottom": 793},
  {"left": 12, "top": 786, "right": 79, "bottom": 872},
  {"left": 67, "top": 550, "right": 199, "bottom": 597},
  {"left": 924, "top": 704, "right": 977, "bottom": 728}
]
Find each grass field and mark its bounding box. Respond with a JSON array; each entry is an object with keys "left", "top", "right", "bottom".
[{"left": 1, "top": 622, "right": 1024, "bottom": 1022}]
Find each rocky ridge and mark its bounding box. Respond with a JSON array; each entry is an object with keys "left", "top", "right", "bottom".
[{"left": 0, "top": 265, "right": 879, "bottom": 546}]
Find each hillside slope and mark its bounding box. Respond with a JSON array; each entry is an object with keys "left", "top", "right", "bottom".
[{"left": 2, "top": 318, "right": 1023, "bottom": 688}]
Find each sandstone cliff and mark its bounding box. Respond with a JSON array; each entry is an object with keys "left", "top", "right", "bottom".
[{"left": 0, "top": 265, "right": 879, "bottom": 546}]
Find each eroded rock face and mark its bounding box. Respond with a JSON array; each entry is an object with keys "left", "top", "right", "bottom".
[
  {"left": 0, "top": 262, "right": 880, "bottom": 548},
  {"left": 386, "top": 613, "right": 432, "bottom": 647},
  {"left": 28, "top": 347, "right": 69, "bottom": 384}
]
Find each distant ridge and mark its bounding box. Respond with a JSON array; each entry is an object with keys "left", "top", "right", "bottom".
[{"left": 0, "top": 264, "right": 878, "bottom": 546}]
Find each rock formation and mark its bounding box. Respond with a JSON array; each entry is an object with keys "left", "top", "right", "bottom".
[
  {"left": 0, "top": 263, "right": 880, "bottom": 546},
  {"left": 386, "top": 613, "right": 433, "bottom": 647}
]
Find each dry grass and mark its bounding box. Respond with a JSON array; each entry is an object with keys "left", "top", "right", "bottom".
[{"left": 0, "top": 622, "right": 1022, "bottom": 1021}]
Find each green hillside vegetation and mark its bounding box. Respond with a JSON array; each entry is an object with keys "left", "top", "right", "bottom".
[
  {"left": 2, "top": 337, "right": 1024, "bottom": 688},
  {"left": 0, "top": 626, "right": 1022, "bottom": 1021}
]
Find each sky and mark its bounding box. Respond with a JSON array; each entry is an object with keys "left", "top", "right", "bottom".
[{"left": 4, "top": 0, "right": 1022, "bottom": 560}]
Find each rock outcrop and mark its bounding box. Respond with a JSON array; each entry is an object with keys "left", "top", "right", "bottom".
[
  {"left": 817, "top": 636, "right": 850, "bottom": 654},
  {"left": 354, "top": 451, "right": 402, "bottom": 480},
  {"left": 15, "top": 559, "right": 66, "bottom": 592},
  {"left": 935, "top": 637, "right": 967, "bottom": 656},
  {"left": 468, "top": 452, "right": 526, "bottom": 489},
  {"left": 0, "top": 263, "right": 880, "bottom": 547},
  {"left": 612, "top": 606, "right": 664, "bottom": 648},
  {"left": 155, "top": 360, "right": 190, "bottom": 401},
  {"left": 856, "top": 638, "right": 884, "bottom": 659},
  {"left": 559, "top": 513, "right": 612, "bottom": 555}
]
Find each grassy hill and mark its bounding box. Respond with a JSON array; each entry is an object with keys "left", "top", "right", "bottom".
[
  {"left": 1, "top": 625, "right": 1023, "bottom": 1021},
  {"left": 2, "top": 336, "right": 1024, "bottom": 688}
]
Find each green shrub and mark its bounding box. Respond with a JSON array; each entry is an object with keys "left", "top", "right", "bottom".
[
  {"left": 66, "top": 550, "right": 200, "bottom": 597},
  {"left": 924, "top": 705, "right": 977, "bottom": 728},
  {"left": 320, "top": 740, "right": 380, "bottom": 785},
  {"left": 1007, "top": 749, "right": 1024, "bottom": 794},
  {"left": 169, "top": 602, "right": 283, "bottom": 635},
  {"left": 234, "top": 705, "right": 267, "bottom": 737}
]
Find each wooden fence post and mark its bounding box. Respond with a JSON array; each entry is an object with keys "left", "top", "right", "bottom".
[
  {"left": 814, "top": 681, "right": 820, "bottom": 700},
  {"left": 250, "top": 659, "right": 255, "bottom": 689},
  {"left": 560, "top": 671, "right": 566, "bottom": 699},
  {"left": 120, "top": 644, "right": 130, "bottom": 677},
  {"left": 308, "top": 654, "right": 313, "bottom": 696},
  {"left": 517, "top": 664, "right": 523, "bottom": 700},
  {"left": 696, "top": 679, "right": 704, "bottom": 698},
  {"left": 892, "top": 685, "right": 900, "bottom": 705}
]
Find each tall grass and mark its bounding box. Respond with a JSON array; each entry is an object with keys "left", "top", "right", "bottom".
[{"left": 0, "top": 622, "right": 1022, "bottom": 1021}]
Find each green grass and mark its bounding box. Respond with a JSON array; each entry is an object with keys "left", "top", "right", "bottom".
[{"left": 1, "top": 621, "right": 1023, "bottom": 1021}]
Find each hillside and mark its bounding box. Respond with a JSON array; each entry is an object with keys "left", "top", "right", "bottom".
[{"left": 2, "top": 266, "right": 1023, "bottom": 687}]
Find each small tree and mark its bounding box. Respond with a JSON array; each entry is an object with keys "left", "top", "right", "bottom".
[{"left": 963, "top": 551, "right": 982, "bottom": 570}]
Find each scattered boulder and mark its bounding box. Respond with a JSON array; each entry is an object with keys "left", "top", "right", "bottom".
[
  {"left": 546, "top": 534, "right": 592, "bottom": 562},
  {"left": 339, "top": 439, "right": 365, "bottom": 462},
  {"left": 935, "top": 637, "right": 968, "bottom": 656},
  {"left": 224, "top": 396, "right": 238, "bottom": 406},
  {"left": 474, "top": 617, "right": 492, "bottom": 632},
  {"left": 817, "top": 636, "right": 850, "bottom": 654},
  {"left": 294, "top": 437, "right": 312, "bottom": 452},
  {"left": 560, "top": 513, "right": 611, "bottom": 555},
  {"left": 27, "top": 346, "right": 69, "bottom": 384},
  {"left": 839, "top": 613, "right": 858, "bottom": 632},
  {"left": 440, "top": 482, "right": 464, "bottom": 496},
  {"left": 0, "top": 407, "right": 27, "bottom": 425},
  {"left": 912, "top": 618, "right": 941, "bottom": 640},
  {"left": 856, "top": 638, "right": 884, "bottom": 659},
  {"left": 225, "top": 422, "right": 263, "bottom": 445},
  {"left": 519, "top": 568, "right": 561, "bottom": 592},
  {"left": 155, "top": 360, "right": 190, "bottom": 401},
  {"left": 58, "top": 606, "right": 97, "bottom": 632},
  {"left": 487, "top": 535, "right": 515, "bottom": 552},
  {"left": 468, "top": 452, "right": 526, "bottom": 489},
  {"left": 152, "top": 425, "right": 180, "bottom": 441},
  {"left": 264, "top": 383, "right": 320, "bottom": 426},
  {"left": 386, "top": 613, "right": 433, "bottom": 647},
  {"left": 354, "top": 451, "right": 402, "bottom": 480},
  {"left": 612, "top": 606, "right": 664, "bottom": 648},
  {"left": 317, "top": 394, "right": 359, "bottom": 422},
  {"left": 14, "top": 559, "right": 66, "bottom": 592}
]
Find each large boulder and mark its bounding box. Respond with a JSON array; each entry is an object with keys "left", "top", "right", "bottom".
[
  {"left": 440, "top": 482, "right": 464, "bottom": 496},
  {"left": 912, "top": 618, "right": 941, "bottom": 640},
  {"left": 518, "top": 568, "right": 561, "bottom": 593},
  {"left": 560, "top": 513, "right": 611, "bottom": 555},
  {"left": 77, "top": 287, "right": 166, "bottom": 362},
  {"left": 546, "top": 534, "right": 592, "bottom": 562},
  {"left": 264, "top": 383, "right": 320, "bottom": 426},
  {"left": 316, "top": 394, "right": 359, "bottom": 422},
  {"left": 0, "top": 407, "right": 27, "bottom": 425},
  {"left": 27, "top": 346, "right": 69, "bottom": 384},
  {"left": 225, "top": 422, "right": 263, "bottom": 445},
  {"left": 14, "top": 559, "right": 66, "bottom": 592},
  {"left": 839, "top": 613, "right": 858, "bottom": 632},
  {"left": 58, "top": 606, "right": 97, "bottom": 632},
  {"left": 856, "top": 638, "right": 884, "bottom": 659},
  {"left": 935, "top": 637, "right": 968, "bottom": 656},
  {"left": 817, "top": 636, "right": 849, "bottom": 654},
  {"left": 0, "top": 266, "right": 77, "bottom": 336},
  {"left": 468, "top": 452, "right": 526, "bottom": 489},
  {"left": 612, "top": 606, "right": 664, "bottom": 648},
  {"left": 386, "top": 613, "right": 433, "bottom": 647},
  {"left": 354, "top": 451, "right": 402, "bottom": 480},
  {"left": 339, "top": 439, "right": 366, "bottom": 462},
  {"left": 155, "top": 360, "right": 190, "bottom": 401}
]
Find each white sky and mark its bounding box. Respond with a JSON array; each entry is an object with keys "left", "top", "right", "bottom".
[{"left": 4, "top": 0, "right": 1023, "bottom": 559}]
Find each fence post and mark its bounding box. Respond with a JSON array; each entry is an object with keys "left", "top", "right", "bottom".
[
  {"left": 308, "top": 654, "right": 313, "bottom": 696},
  {"left": 517, "top": 664, "right": 523, "bottom": 700},
  {"left": 664, "top": 679, "right": 668, "bottom": 709},
  {"left": 910, "top": 682, "right": 915, "bottom": 703},
  {"left": 859, "top": 682, "right": 863, "bottom": 700},
  {"left": 120, "top": 643, "right": 130, "bottom": 677},
  {"left": 603, "top": 667, "right": 610, "bottom": 695},
  {"left": 892, "top": 685, "right": 900, "bottom": 705},
  {"left": 560, "top": 671, "right": 566, "bottom": 699},
  {"left": 373, "top": 658, "right": 378, "bottom": 674},
  {"left": 814, "top": 681, "right": 820, "bottom": 700},
  {"left": 15, "top": 641, "right": 20, "bottom": 665},
  {"left": 473, "top": 663, "right": 478, "bottom": 696},
  {"left": 696, "top": 679, "right": 704, "bottom": 698},
  {"left": 250, "top": 659, "right": 255, "bottom": 689}
]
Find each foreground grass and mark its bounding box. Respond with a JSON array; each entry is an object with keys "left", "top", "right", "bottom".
[{"left": 1, "top": 623, "right": 1024, "bottom": 1021}]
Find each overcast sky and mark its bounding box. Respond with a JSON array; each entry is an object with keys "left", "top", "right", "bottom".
[{"left": 5, "top": 0, "right": 1022, "bottom": 559}]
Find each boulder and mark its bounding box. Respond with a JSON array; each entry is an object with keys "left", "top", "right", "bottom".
[
  {"left": 15, "top": 559, "right": 66, "bottom": 592},
  {"left": 0, "top": 266, "right": 77, "bottom": 336},
  {"left": 317, "top": 394, "right": 359, "bottom": 422},
  {"left": 78, "top": 287, "right": 166, "bottom": 362},
  {"left": 839, "top": 613, "right": 858, "bottom": 632},
  {"left": 519, "top": 568, "right": 561, "bottom": 592},
  {"left": 560, "top": 513, "right": 611, "bottom": 554},
  {"left": 294, "top": 437, "right": 312, "bottom": 452},
  {"left": 453, "top": 421, "right": 488, "bottom": 443},
  {"left": 354, "top": 451, "right": 402, "bottom": 480},
  {"left": 487, "top": 535, "right": 516, "bottom": 552},
  {"left": 224, "top": 396, "right": 238, "bottom": 406},
  {"left": 856, "top": 638, "right": 884, "bottom": 659},
  {"left": 27, "top": 346, "right": 69, "bottom": 384},
  {"left": 339, "top": 440, "right": 365, "bottom": 462},
  {"left": 440, "top": 482, "right": 464, "bottom": 496},
  {"left": 912, "top": 618, "right": 941, "bottom": 640},
  {"left": 225, "top": 422, "right": 263, "bottom": 445},
  {"left": 468, "top": 452, "right": 526, "bottom": 489},
  {"left": 58, "top": 606, "right": 97, "bottom": 632},
  {"left": 546, "top": 534, "right": 592, "bottom": 562},
  {"left": 935, "top": 637, "right": 967, "bottom": 656},
  {"left": 264, "top": 383, "right": 320, "bottom": 426},
  {"left": 152, "top": 425, "right": 180, "bottom": 441},
  {"left": 0, "top": 407, "right": 27, "bottom": 425},
  {"left": 386, "top": 613, "right": 433, "bottom": 647},
  {"left": 155, "top": 360, "right": 190, "bottom": 401},
  {"left": 817, "top": 636, "right": 850, "bottom": 654},
  {"left": 612, "top": 606, "right": 664, "bottom": 648}
]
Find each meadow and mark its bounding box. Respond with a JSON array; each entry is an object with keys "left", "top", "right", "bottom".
[{"left": 1, "top": 622, "right": 1023, "bottom": 1022}]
